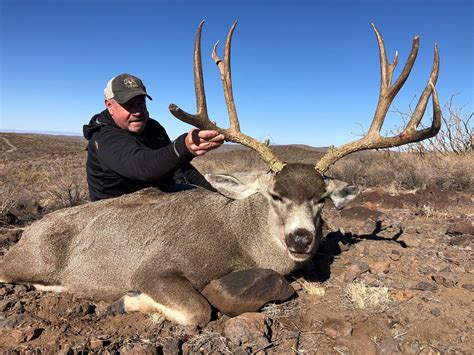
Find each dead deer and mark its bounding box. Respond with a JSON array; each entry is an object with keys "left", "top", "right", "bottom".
[{"left": 0, "top": 22, "right": 440, "bottom": 326}]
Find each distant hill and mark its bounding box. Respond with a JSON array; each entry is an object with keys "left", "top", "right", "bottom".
[
  {"left": 0, "top": 132, "right": 329, "bottom": 171},
  {"left": 0, "top": 132, "right": 87, "bottom": 161}
]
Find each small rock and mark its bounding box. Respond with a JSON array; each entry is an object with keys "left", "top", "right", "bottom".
[
  {"left": 13, "top": 285, "right": 28, "bottom": 294},
  {"left": 224, "top": 312, "right": 270, "bottom": 348},
  {"left": 378, "top": 337, "right": 401, "bottom": 354},
  {"left": 431, "top": 308, "right": 441, "bottom": 317},
  {"left": 90, "top": 337, "right": 110, "bottom": 350},
  {"left": 391, "top": 289, "right": 415, "bottom": 303},
  {"left": 336, "top": 334, "right": 377, "bottom": 355},
  {"left": 322, "top": 318, "right": 352, "bottom": 339},
  {"left": 344, "top": 264, "right": 362, "bottom": 282},
  {"left": 431, "top": 274, "right": 457, "bottom": 288},
  {"left": 399, "top": 234, "right": 421, "bottom": 247},
  {"left": 11, "top": 301, "right": 24, "bottom": 314},
  {"left": 389, "top": 249, "right": 402, "bottom": 261},
  {"left": 162, "top": 338, "right": 181, "bottom": 355},
  {"left": 357, "top": 262, "right": 370, "bottom": 273},
  {"left": 10, "top": 327, "right": 43, "bottom": 343},
  {"left": 446, "top": 222, "right": 474, "bottom": 236},
  {"left": 0, "top": 300, "right": 12, "bottom": 312},
  {"left": 414, "top": 281, "right": 438, "bottom": 291},
  {"left": 340, "top": 206, "right": 383, "bottom": 221},
  {"left": 368, "top": 260, "right": 390, "bottom": 275},
  {"left": 94, "top": 299, "right": 125, "bottom": 317},
  {"left": 202, "top": 268, "right": 295, "bottom": 317},
  {"left": 462, "top": 284, "right": 474, "bottom": 291},
  {"left": 120, "top": 343, "right": 159, "bottom": 355}
]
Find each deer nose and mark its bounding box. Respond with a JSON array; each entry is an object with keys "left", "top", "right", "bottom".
[{"left": 286, "top": 229, "right": 313, "bottom": 251}]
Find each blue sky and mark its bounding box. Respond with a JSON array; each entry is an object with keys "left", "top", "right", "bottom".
[{"left": 1, "top": 0, "right": 472, "bottom": 146}]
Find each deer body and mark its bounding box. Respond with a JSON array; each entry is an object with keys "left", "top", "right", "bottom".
[{"left": 1, "top": 164, "right": 346, "bottom": 325}]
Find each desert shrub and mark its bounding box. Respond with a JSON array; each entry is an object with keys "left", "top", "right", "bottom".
[
  {"left": 46, "top": 178, "right": 88, "bottom": 209},
  {"left": 328, "top": 150, "right": 473, "bottom": 192},
  {"left": 393, "top": 94, "right": 472, "bottom": 156}
]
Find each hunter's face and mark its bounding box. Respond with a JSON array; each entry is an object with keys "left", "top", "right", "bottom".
[{"left": 106, "top": 95, "right": 148, "bottom": 133}]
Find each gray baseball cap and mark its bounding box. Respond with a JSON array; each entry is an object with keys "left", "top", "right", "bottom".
[{"left": 104, "top": 73, "right": 153, "bottom": 104}]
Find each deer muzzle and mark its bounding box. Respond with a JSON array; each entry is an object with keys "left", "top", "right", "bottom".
[{"left": 285, "top": 228, "right": 314, "bottom": 259}]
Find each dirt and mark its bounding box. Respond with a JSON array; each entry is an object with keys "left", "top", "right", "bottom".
[{"left": 0, "top": 187, "right": 472, "bottom": 354}]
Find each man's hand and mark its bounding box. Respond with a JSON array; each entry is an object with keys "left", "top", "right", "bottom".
[{"left": 185, "top": 129, "right": 225, "bottom": 156}]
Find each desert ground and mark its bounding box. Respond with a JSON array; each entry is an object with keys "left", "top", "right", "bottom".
[{"left": 0, "top": 132, "right": 472, "bottom": 354}]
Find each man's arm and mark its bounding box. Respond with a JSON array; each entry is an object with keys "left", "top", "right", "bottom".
[{"left": 96, "top": 130, "right": 194, "bottom": 182}]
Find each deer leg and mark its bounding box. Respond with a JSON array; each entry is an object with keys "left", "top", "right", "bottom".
[{"left": 125, "top": 273, "right": 212, "bottom": 327}]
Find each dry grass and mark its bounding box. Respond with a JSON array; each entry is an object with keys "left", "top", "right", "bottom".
[
  {"left": 345, "top": 282, "right": 391, "bottom": 311},
  {"left": 299, "top": 280, "right": 326, "bottom": 296},
  {"left": 186, "top": 331, "right": 231, "bottom": 353},
  {"left": 262, "top": 299, "right": 300, "bottom": 321}
]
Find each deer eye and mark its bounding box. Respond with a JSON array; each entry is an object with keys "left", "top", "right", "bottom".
[{"left": 270, "top": 193, "right": 283, "bottom": 202}]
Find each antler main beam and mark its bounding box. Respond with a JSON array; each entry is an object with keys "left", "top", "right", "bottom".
[
  {"left": 315, "top": 23, "right": 441, "bottom": 174},
  {"left": 169, "top": 21, "right": 286, "bottom": 173}
]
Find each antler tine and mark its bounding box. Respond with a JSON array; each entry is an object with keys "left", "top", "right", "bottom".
[
  {"left": 212, "top": 21, "right": 240, "bottom": 132},
  {"left": 315, "top": 24, "right": 441, "bottom": 174},
  {"left": 169, "top": 21, "right": 217, "bottom": 131},
  {"left": 368, "top": 23, "right": 419, "bottom": 135},
  {"left": 170, "top": 21, "right": 286, "bottom": 173}
]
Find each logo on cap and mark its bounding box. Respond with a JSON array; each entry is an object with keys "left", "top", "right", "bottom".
[{"left": 123, "top": 77, "right": 139, "bottom": 88}]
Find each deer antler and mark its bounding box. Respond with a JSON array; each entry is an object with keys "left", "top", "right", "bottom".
[
  {"left": 315, "top": 23, "right": 441, "bottom": 174},
  {"left": 169, "top": 21, "right": 286, "bottom": 173}
]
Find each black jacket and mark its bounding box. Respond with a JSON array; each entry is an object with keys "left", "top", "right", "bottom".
[{"left": 83, "top": 110, "right": 213, "bottom": 201}]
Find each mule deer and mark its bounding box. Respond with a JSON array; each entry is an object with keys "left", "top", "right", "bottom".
[{"left": 0, "top": 22, "right": 440, "bottom": 326}]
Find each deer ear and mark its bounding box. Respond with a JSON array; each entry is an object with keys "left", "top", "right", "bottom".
[
  {"left": 205, "top": 174, "right": 260, "bottom": 200},
  {"left": 324, "top": 178, "right": 359, "bottom": 210}
]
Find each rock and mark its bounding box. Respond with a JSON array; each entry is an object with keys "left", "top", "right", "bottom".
[
  {"left": 94, "top": 299, "right": 125, "bottom": 317},
  {"left": 368, "top": 260, "right": 390, "bottom": 275},
  {"left": 224, "top": 312, "right": 270, "bottom": 348},
  {"left": 462, "top": 284, "right": 474, "bottom": 291},
  {"left": 431, "top": 308, "right": 441, "bottom": 317},
  {"left": 398, "top": 234, "right": 421, "bottom": 247},
  {"left": 89, "top": 337, "right": 111, "bottom": 350},
  {"left": 431, "top": 274, "right": 457, "bottom": 288},
  {"left": 378, "top": 337, "right": 401, "bottom": 353},
  {"left": 391, "top": 289, "right": 415, "bottom": 303},
  {"left": 389, "top": 249, "right": 402, "bottom": 261},
  {"left": 11, "top": 301, "right": 24, "bottom": 314},
  {"left": 340, "top": 206, "right": 383, "bottom": 221},
  {"left": 120, "top": 343, "right": 159, "bottom": 355},
  {"left": 10, "top": 326, "right": 43, "bottom": 343},
  {"left": 202, "top": 268, "right": 295, "bottom": 317},
  {"left": 335, "top": 334, "right": 377, "bottom": 355},
  {"left": 343, "top": 264, "right": 367, "bottom": 282},
  {"left": 322, "top": 318, "right": 352, "bottom": 339},
  {"left": 446, "top": 222, "right": 474, "bottom": 236},
  {"left": 162, "top": 338, "right": 181, "bottom": 355},
  {"left": 13, "top": 285, "right": 28, "bottom": 293},
  {"left": 0, "top": 299, "right": 12, "bottom": 312},
  {"left": 413, "top": 281, "right": 438, "bottom": 291}
]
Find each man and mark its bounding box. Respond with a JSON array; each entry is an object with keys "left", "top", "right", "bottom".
[{"left": 83, "top": 73, "right": 224, "bottom": 201}]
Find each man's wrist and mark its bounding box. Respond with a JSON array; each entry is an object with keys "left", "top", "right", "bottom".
[{"left": 173, "top": 133, "right": 195, "bottom": 162}]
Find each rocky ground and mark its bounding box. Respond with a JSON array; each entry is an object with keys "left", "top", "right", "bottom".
[{"left": 0, "top": 186, "right": 472, "bottom": 354}]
